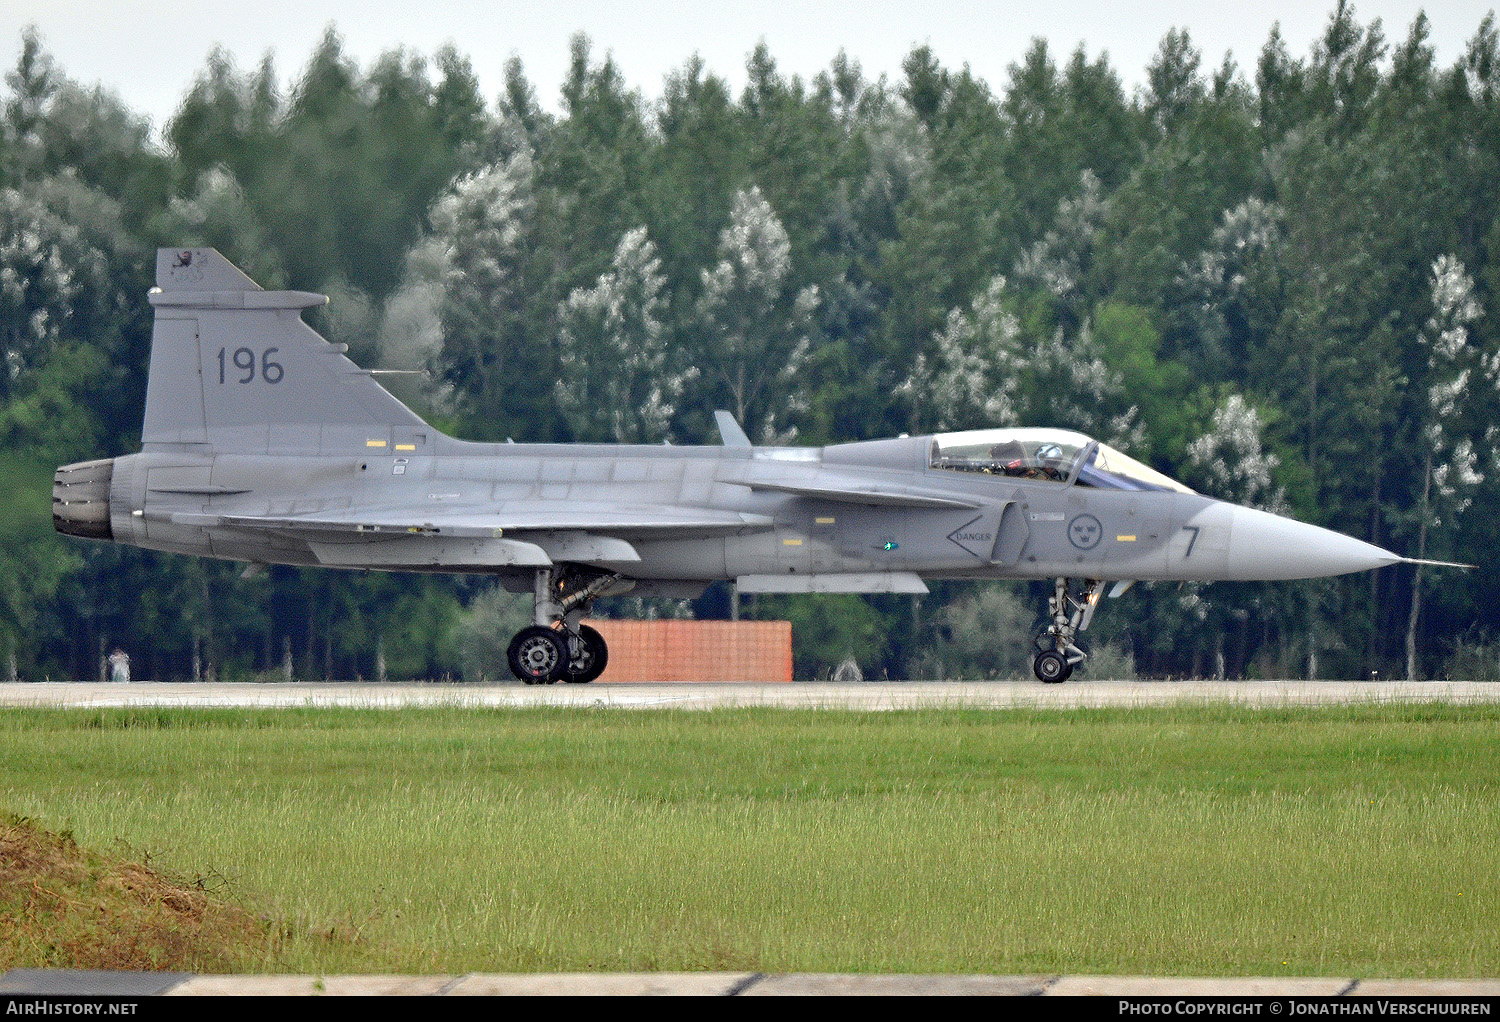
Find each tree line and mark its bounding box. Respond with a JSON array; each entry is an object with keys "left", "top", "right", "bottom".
[{"left": 2, "top": 2, "right": 1499, "bottom": 681}]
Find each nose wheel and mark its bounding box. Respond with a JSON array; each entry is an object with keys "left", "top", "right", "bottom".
[
  {"left": 1031, "top": 577, "right": 1105, "bottom": 683},
  {"left": 1033, "top": 648, "right": 1072, "bottom": 683}
]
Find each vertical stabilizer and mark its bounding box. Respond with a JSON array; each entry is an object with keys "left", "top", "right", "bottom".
[
  {"left": 142, "top": 248, "right": 432, "bottom": 455},
  {"left": 156, "top": 247, "right": 262, "bottom": 292}
]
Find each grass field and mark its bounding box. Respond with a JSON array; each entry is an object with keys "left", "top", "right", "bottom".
[{"left": 1, "top": 704, "right": 1497, "bottom": 976}]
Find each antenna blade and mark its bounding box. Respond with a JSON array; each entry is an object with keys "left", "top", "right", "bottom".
[{"left": 715, "top": 410, "right": 752, "bottom": 448}]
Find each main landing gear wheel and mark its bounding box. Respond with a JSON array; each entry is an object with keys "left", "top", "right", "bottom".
[
  {"left": 1033, "top": 649, "right": 1072, "bottom": 683},
  {"left": 513, "top": 567, "right": 626, "bottom": 685},
  {"left": 565, "top": 624, "right": 608, "bottom": 683},
  {"left": 508, "top": 626, "right": 567, "bottom": 685}
]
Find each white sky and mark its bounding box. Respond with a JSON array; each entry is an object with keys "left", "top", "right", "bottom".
[{"left": 2, "top": 1, "right": 1496, "bottom": 134}]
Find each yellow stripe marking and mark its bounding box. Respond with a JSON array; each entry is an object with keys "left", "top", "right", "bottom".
[
  {"left": 815, "top": 517, "right": 836, "bottom": 524},
  {"left": 395, "top": 444, "right": 416, "bottom": 451},
  {"left": 1116, "top": 535, "right": 1137, "bottom": 542},
  {"left": 366, "top": 440, "right": 388, "bottom": 448},
  {"left": 782, "top": 538, "right": 803, "bottom": 546}
]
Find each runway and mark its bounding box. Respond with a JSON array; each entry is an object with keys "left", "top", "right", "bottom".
[{"left": 2, "top": 679, "right": 1498, "bottom": 710}]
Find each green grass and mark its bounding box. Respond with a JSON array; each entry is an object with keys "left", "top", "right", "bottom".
[{"left": 1, "top": 704, "right": 1497, "bottom": 976}]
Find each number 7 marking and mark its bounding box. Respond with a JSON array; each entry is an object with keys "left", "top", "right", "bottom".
[{"left": 1182, "top": 525, "right": 1200, "bottom": 558}]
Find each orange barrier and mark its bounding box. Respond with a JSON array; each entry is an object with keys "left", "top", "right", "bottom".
[{"left": 583, "top": 619, "right": 793, "bottom": 682}]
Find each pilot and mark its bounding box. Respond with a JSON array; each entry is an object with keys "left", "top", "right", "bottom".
[{"left": 1034, "top": 442, "right": 1067, "bottom": 481}]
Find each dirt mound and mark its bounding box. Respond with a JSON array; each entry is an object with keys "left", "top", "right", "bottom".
[{"left": 0, "top": 814, "right": 269, "bottom": 971}]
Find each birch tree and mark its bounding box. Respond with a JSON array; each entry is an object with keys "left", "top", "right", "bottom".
[
  {"left": 1175, "top": 197, "right": 1284, "bottom": 379},
  {"left": 1181, "top": 394, "right": 1287, "bottom": 677},
  {"left": 1407, "top": 255, "right": 1484, "bottom": 679},
  {"left": 161, "top": 166, "right": 286, "bottom": 288},
  {"left": 555, "top": 226, "right": 695, "bottom": 442},
  {"left": 1186, "top": 394, "right": 1287, "bottom": 512},
  {"left": 900, "top": 272, "right": 1138, "bottom": 446},
  {"left": 427, "top": 150, "right": 547, "bottom": 438},
  {"left": 692, "top": 186, "right": 819, "bottom": 442},
  {"left": 374, "top": 241, "right": 448, "bottom": 414},
  {"left": 898, "top": 275, "right": 1022, "bottom": 431},
  {"left": 1012, "top": 168, "right": 1106, "bottom": 315}
]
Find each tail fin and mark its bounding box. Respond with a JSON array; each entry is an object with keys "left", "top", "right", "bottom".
[{"left": 143, "top": 248, "right": 433, "bottom": 454}]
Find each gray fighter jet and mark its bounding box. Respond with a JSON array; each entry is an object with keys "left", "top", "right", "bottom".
[{"left": 51, "top": 249, "right": 1451, "bottom": 683}]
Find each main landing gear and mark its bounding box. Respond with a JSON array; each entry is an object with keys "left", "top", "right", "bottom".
[
  {"left": 1032, "top": 577, "right": 1105, "bottom": 683},
  {"left": 506, "top": 568, "right": 625, "bottom": 685}
]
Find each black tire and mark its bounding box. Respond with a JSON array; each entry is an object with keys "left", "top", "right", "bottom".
[
  {"left": 565, "top": 625, "right": 609, "bottom": 683},
  {"left": 508, "top": 626, "right": 568, "bottom": 684},
  {"left": 1033, "top": 649, "right": 1072, "bottom": 683}
]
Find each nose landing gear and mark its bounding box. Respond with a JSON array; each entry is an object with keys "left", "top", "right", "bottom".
[
  {"left": 506, "top": 568, "right": 625, "bottom": 684},
  {"left": 1032, "top": 577, "right": 1105, "bottom": 683}
]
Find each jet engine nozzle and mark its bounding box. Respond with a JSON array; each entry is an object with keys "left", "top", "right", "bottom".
[{"left": 53, "top": 458, "right": 115, "bottom": 541}]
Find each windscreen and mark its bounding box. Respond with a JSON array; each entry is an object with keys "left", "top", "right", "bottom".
[{"left": 1079, "top": 444, "right": 1195, "bottom": 493}]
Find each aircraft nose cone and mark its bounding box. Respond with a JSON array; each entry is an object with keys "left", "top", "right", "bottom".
[{"left": 1222, "top": 504, "right": 1401, "bottom": 580}]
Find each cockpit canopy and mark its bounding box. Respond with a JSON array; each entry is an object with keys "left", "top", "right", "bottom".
[{"left": 929, "top": 428, "right": 1195, "bottom": 493}]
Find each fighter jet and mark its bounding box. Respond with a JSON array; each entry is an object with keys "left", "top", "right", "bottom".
[{"left": 51, "top": 249, "right": 1453, "bottom": 683}]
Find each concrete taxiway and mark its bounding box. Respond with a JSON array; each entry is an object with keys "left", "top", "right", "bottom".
[
  {"left": 1, "top": 679, "right": 1497, "bottom": 710},
  {"left": 3, "top": 969, "right": 1499, "bottom": 996}
]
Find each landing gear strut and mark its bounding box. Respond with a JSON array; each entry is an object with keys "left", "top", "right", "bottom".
[
  {"left": 1032, "top": 577, "right": 1105, "bottom": 683},
  {"left": 505, "top": 568, "right": 624, "bottom": 684},
  {"left": 566, "top": 624, "right": 609, "bottom": 684}
]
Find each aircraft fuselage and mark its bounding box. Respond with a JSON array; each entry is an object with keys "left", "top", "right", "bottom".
[{"left": 85, "top": 434, "right": 1368, "bottom": 596}]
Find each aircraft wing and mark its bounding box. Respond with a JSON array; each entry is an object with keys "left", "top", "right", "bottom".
[
  {"left": 172, "top": 502, "right": 775, "bottom": 538},
  {"left": 170, "top": 503, "right": 776, "bottom": 570}
]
